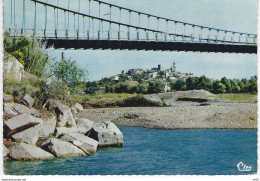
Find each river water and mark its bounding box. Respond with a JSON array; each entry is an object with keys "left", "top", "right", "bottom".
[{"left": 4, "top": 126, "right": 257, "bottom": 175}]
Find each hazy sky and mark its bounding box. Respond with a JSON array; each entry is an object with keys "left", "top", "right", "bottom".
[{"left": 3, "top": 0, "right": 258, "bottom": 81}]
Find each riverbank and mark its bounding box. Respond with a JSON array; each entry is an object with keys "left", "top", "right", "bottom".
[
  {"left": 3, "top": 94, "right": 123, "bottom": 162},
  {"left": 77, "top": 97, "right": 257, "bottom": 129}
]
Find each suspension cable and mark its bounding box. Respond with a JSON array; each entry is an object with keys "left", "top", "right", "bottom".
[
  {"left": 44, "top": 0, "right": 48, "bottom": 36},
  {"left": 74, "top": 13, "right": 76, "bottom": 37},
  {"left": 11, "top": 0, "right": 13, "bottom": 26},
  {"left": 57, "top": 0, "right": 59, "bottom": 31},
  {"left": 34, "top": 2, "right": 37, "bottom": 35},
  {"left": 89, "top": 0, "right": 91, "bottom": 32},
  {"left": 67, "top": 0, "right": 70, "bottom": 30},
  {"left": 98, "top": 2, "right": 101, "bottom": 33},
  {"left": 14, "top": 0, "right": 16, "bottom": 27},
  {"left": 22, "top": 0, "right": 26, "bottom": 32},
  {"left": 78, "top": 0, "right": 80, "bottom": 32},
  {"left": 64, "top": 10, "right": 67, "bottom": 36},
  {"left": 109, "top": 5, "right": 112, "bottom": 32}
]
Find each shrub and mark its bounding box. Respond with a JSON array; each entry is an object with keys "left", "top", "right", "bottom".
[
  {"left": 4, "top": 35, "right": 52, "bottom": 77},
  {"left": 51, "top": 58, "right": 87, "bottom": 95},
  {"left": 147, "top": 80, "right": 165, "bottom": 93},
  {"left": 119, "top": 95, "right": 161, "bottom": 107}
]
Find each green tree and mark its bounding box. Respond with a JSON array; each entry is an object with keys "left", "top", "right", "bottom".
[
  {"left": 221, "top": 77, "right": 231, "bottom": 93},
  {"left": 186, "top": 77, "right": 197, "bottom": 90},
  {"left": 212, "top": 81, "right": 226, "bottom": 94},
  {"left": 171, "top": 79, "right": 185, "bottom": 91},
  {"left": 52, "top": 58, "right": 87, "bottom": 94},
  {"left": 248, "top": 76, "right": 257, "bottom": 94},
  {"left": 147, "top": 80, "right": 165, "bottom": 93},
  {"left": 85, "top": 81, "right": 99, "bottom": 95},
  {"left": 197, "top": 76, "right": 211, "bottom": 91}
]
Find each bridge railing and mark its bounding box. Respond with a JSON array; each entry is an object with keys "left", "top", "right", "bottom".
[
  {"left": 5, "top": 27, "right": 257, "bottom": 46},
  {"left": 3, "top": 0, "right": 257, "bottom": 46}
]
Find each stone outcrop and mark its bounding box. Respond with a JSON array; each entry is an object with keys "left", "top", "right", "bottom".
[
  {"left": 44, "top": 99, "right": 77, "bottom": 127},
  {"left": 40, "top": 138, "right": 86, "bottom": 157},
  {"left": 12, "top": 124, "right": 41, "bottom": 145},
  {"left": 9, "top": 142, "right": 54, "bottom": 161},
  {"left": 4, "top": 103, "right": 39, "bottom": 117},
  {"left": 4, "top": 113, "right": 43, "bottom": 137},
  {"left": 22, "top": 94, "right": 34, "bottom": 109},
  {"left": 3, "top": 93, "right": 14, "bottom": 103},
  {"left": 87, "top": 121, "right": 123, "bottom": 147},
  {"left": 60, "top": 133, "right": 99, "bottom": 153},
  {"left": 55, "top": 127, "right": 78, "bottom": 137},
  {"left": 71, "top": 103, "right": 84, "bottom": 114},
  {"left": 23, "top": 71, "right": 38, "bottom": 82},
  {"left": 3, "top": 96, "right": 124, "bottom": 161},
  {"left": 3, "top": 145, "right": 10, "bottom": 157},
  {"left": 3, "top": 53, "right": 24, "bottom": 82},
  {"left": 75, "top": 118, "right": 94, "bottom": 134},
  {"left": 39, "top": 113, "right": 57, "bottom": 138}
]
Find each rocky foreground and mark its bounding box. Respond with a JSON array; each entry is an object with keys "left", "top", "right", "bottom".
[
  {"left": 2, "top": 90, "right": 257, "bottom": 161},
  {"left": 81, "top": 90, "right": 257, "bottom": 129},
  {"left": 3, "top": 94, "right": 123, "bottom": 161}
]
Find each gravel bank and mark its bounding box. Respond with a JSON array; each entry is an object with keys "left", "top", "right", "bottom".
[{"left": 76, "top": 101, "right": 257, "bottom": 129}]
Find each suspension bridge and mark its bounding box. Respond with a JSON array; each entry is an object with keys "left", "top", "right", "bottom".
[{"left": 3, "top": 0, "right": 257, "bottom": 53}]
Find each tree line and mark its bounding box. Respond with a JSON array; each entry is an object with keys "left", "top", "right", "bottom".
[
  {"left": 85, "top": 75, "right": 257, "bottom": 95},
  {"left": 171, "top": 75, "right": 257, "bottom": 94}
]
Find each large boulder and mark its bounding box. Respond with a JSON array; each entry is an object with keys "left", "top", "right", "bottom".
[
  {"left": 22, "top": 94, "right": 34, "bottom": 109},
  {"left": 4, "top": 103, "right": 39, "bottom": 117},
  {"left": 3, "top": 54, "right": 24, "bottom": 82},
  {"left": 44, "top": 99, "right": 77, "bottom": 128},
  {"left": 23, "top": 71, "right": 37, "bottom": 82},
  {"left": 71, "top": 103, "right": 84, "bottom": 114},
  {"left": 3, "top": 144, "right": 10, "bottom": 157},
  {"left": 40, "top": 138, "right": 86, "bottom": 157},
  {"left": 60, "top": 133, "right": 99, "bottom": 153},
  {"left": 3, "top": 93, "right": 14, "bottom": 103},
  {"left": 76, "top": 118, "right": 94, "bottom": 134},
  {"left": 12, "top": 124, "right": 41, "bottom": 145},
  {"left": 3, "top": 103, "right": 18, "bottom": 116},
  {"left": 55, "top": 127, "right": 78, "bottom": 137},
  {"left": 4, "top": 113, "right": 43, "bottom": 138},
  {"left": 39, "top": 113, "right": 57, "bottom": 138},
  {"left": 86, "top": 121, "right": 123, "bottom": 147},
  {"left": 9, "top": 142, "right": 54, "bottom": 161}
]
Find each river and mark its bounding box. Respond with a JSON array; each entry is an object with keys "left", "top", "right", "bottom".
[{"left": 4, "top": 126, "right": 257, "bottom": 175}]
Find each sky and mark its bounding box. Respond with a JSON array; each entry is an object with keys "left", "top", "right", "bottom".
[{"left": 3, "top": 0, "right": 258, "bottom": 81}]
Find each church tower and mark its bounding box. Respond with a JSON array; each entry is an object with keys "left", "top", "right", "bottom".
[{"left": 172, "top": 61, "right": 176, "bottom": 73}]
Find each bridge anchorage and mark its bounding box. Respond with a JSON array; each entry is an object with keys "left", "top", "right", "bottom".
[{"left": 4, "top": 0, "right": 257, "bottom": 53}]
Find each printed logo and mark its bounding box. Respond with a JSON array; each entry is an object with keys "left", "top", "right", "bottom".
[{"left": 237, "top": 162, "right": 252, "bottom": 171}]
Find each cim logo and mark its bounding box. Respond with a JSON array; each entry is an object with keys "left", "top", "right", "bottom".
[{"left": 237, "top": 162, "right": 252, "bottom": 171}]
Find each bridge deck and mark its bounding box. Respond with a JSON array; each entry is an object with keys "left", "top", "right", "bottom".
[{"left": 45, "top": 39, "right": 257, "bottom": 53}]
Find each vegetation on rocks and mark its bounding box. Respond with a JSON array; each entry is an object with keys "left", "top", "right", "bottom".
[
  {"left": 3, "top": 35, "right": 88, "bottom": 106},
  {"left": 4, "top": 35, "right": 52, "bottom": 77}
]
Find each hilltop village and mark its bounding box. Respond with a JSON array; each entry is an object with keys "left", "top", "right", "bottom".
[
  {"left": 108, "top": 62, "right": 194, "bottom": 82},
  {"left": 86, "top": 61, "right": 195, "bottom": 94}
]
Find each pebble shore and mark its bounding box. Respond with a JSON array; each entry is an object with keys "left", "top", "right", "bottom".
[{"left": 80, "top": 101, "right": 257, "bottom": 129}]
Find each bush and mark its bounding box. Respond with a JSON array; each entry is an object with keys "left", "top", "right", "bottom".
[
  {"left": 118, "top": 95, "right": 161, "bottom": 107},
  {"left": 52, "top": 58, "right": 87, "bottom": 95},
  {"left": 147, "top": 80, "right": 165, "bottom": 93},
  {"left": 85, "top": 81, "right": 100, "bottom": 95},
  {"left": 212, "top": 81, "right": 226, "bottom": 94},
  {"left": 4, "top": 35, "right": 52, "bottom": 77}
]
